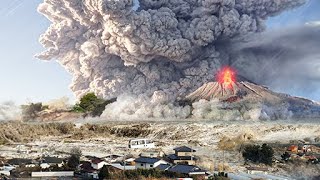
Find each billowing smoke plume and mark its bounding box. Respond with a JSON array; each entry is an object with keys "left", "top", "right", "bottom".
[
  {"left": 36, "top": 0, "right": 309, "bottom": 119},
  {"left": 224, "top": 25, "right": 320, "bottom": 100},
  {"left": 0, "top": 101, "right": 20, "bottom": 121}
]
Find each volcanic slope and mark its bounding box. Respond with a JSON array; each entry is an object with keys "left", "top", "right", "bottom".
[{"left": 186, "top": 80, "right": 320, "bottom": 119}]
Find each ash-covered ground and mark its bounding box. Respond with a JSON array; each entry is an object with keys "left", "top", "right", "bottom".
[{"left": 1, "top": 120, "right": 319, "bottom": 178}]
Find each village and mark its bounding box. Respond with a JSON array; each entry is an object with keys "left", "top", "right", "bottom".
[{"left": 0, "top": 137, "right": 319, "bottom": 180}]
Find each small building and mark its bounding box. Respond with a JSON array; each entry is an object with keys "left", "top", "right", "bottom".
[
  {"left": 167, "top": 164, "right": 208, "bottom": 177},
  {"left": 79, "top": 161, "right": 99, "bottom": 179},
  {"left": 134, "top": 157, "right": 168, "bottom": 169},
  {"left": 246, "top": 166, "right": 268, "bottom": 174},
  {"left": 287, "top": 145, "right": 298, "bottom": 153},
  {"left": 40, "top": 157, "right": 64, "bottom": 169},
  {"left": 167, "top": 146, "right": 197, "bottom": 165},
  {"left": 91, "top": 158, "right": 109, "bottom": 170},
  {"left": 7, "top": 158, "right": 36, "bottom": 168}
]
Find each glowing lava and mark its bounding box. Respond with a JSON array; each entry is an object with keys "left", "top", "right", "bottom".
[{"left": 216, "top": 66, "right": 237, "bottom": 89}]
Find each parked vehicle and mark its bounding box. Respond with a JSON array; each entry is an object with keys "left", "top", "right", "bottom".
[{"left": 128, "top": 139, "right": 155, "bottom": 149}]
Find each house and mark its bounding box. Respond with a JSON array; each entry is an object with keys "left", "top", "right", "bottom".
[
  {"left": 134, "top": 157, "right": 168, "bottom": 169},
  {"left": 287, "top": 145, "right": 298, "bottom": 153},
  {"left": 167, "top": 164, "right": 208, "bottom": 178},
  {"left": 7, "top": 158, "right": 36, "bottom": 168},
  {"left": 40, "top": 157, "right": 64, "bottom": 169},
  {"left": 91, "top": 158, "right": 109, "bottom": 170},
  {"left": 79, "top": 161, "right": 99, "bottom": 179},
  {"left": 167, "top": 146, "right": 197, "bottom": 165},
  {"left": 246, "top": 166, "right": 268, "bottom": 174}
]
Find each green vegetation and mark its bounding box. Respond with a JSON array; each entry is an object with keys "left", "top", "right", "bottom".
[
  {"left": 242, "top": 143, "right": 274, "bottom": 165},
  {"left": 72, "top": 93, "right": 116, "bottom": 117}
]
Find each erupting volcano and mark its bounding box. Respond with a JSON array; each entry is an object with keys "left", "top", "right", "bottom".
[{"left": 216, "top": 66, "right": 237, "bottom": 89}]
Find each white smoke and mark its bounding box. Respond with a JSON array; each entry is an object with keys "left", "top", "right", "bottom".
[
  {"left": 36, "top": 0, "right": 308, "bottom": 119},
  {"left": 0, "top": 101, "right": 21, "bottom": 121},
  {"left": 102, "top": 94, "right": 191, "bottom": 120}
]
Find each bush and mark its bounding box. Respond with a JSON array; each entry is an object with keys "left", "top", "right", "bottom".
[
  {"left": 72, "top": 93, "right": 116, "bottom": 117},
  {"left": 67, "top": 154, "right": 80, "bottom": 169},
  {"left": 242, "top": 143, "right": 274, "bottom": 165},
  {"left": 99, "top": 165, "right": 110, "bottom": 180}
]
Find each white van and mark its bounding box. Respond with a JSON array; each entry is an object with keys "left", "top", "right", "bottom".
[{"left": 128, "top": 139, "right": 155, "bottom": 149}]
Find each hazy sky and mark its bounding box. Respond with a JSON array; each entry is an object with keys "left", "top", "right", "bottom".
[{"left": 0, "top": 0, "right": 319, "bottom": 104}]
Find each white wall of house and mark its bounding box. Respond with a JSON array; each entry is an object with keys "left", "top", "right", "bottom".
[
  {"left": 31, "top": 171, "right": 74, "bottom": 177},
  {"left": 135, "top": 160, "right": 168, "bottom": 169}
]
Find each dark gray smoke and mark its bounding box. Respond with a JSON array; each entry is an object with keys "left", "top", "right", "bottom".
[
  {"left": 36, "top": 0, "right": 312, "bottom": 118},
  {"left": 225, "top": 24, "right": 320, "bottom": 100}
]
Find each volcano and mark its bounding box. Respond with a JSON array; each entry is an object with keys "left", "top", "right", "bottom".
[{"left": 185, "top": 67, "right": 320, "bottom": 120}]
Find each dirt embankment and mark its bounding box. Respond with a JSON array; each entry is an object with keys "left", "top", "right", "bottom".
[{"left": 0, "top": 122, "right": 152, "bottom": 144}]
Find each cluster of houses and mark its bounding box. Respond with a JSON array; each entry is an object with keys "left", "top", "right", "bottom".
[
  {"left": 285, "top": 144, "right": 320, "bottom": 163},
  {"left": 80, "top": 145, "right": 209, "bottom": 179},
  {"left": 0, "top": 145, "right": 210, "bottom": 179}
]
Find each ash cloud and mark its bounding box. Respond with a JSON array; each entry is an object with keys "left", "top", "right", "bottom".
[
  {"left": 36, "top": 0, "right": 310, "bottom": 119},
  {"left": 225, "top": 25, "right": 320, "bottom": 100},
  {"left": 0, "top": 101, "right": 21, "bottom": 121}
]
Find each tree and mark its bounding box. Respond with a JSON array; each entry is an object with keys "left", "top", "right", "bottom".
[
  {"left": 67, "top": 154, "right": 80, "bottom": 169},
  {"left": 72, "top": 93, "right": 116, "bottom": 117},
  {"left": 242, "top": 144, "right": 274, "bottom": 166},
  {"left": 98, "top": 165, "right": 110, "bottom": 180},
  {"left": 70, "top": 147, "right": 82, "bottom": 159},
  {"left": 67, "top": 147, "right": 82, "bottom": 169}
]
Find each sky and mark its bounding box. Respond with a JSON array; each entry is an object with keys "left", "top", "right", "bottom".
[{"left": 0, "top": 0, "right": 319, "bottom": 105}]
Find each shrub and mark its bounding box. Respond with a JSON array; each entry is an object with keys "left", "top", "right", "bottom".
[
  {"left": 72, "top": 93, "right": 116, "bottom": 117},
  {"left": 242, "top": 143, "right": 274, "bottom": 165}
]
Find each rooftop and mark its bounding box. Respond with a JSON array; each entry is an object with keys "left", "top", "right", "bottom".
[
  {"left": 42, "top": 157, "right": 64, "bottom": 164},
  {"left": 134, "top": 157, "right": 162, "bottom": 164},
  {"left": 167, "top": 154, "right": 197, "bottom": 161},
  {"left": 156, "top": 164, "right": 171, "bottom": 171},
  {"left": 173, "top": 146, "right": 196, "bottom": 152},
  {"left": 91, "top": 158, "right": 104, "bottom": 164},
  {"left": 168, "top": 164, "right": 206, "bottom": 174}
]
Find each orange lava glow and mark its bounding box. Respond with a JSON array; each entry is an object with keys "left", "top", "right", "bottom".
[{"left": 216, "top": 66, "right": 237, "bottom": 88}]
